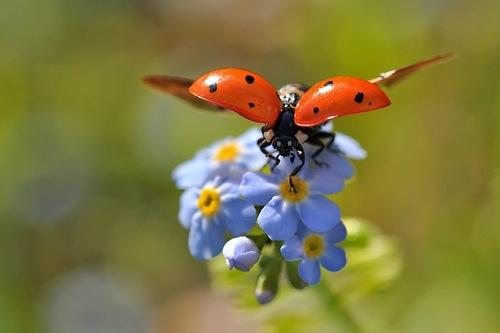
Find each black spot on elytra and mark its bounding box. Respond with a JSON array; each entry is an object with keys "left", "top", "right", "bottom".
[
  {"left": 245, "top": 75, "right": 255, "bottom": 84},
  {"left": 313, "top": 107, "right": 320, "bottom": 114},
  {"left": 323, "top": 80, "right": 333, "bottom": 87},
  {"left": 368, "top": 101, "right": 372, "bottom": 106},
  {"left": 248, "top": 102, "right": 255, "bottom": 108},
  {"left": 209, "top": 83, "right": 217, "bottom": 93},
  {"left": 354, "top": 92, "right": 364, "bottom": 103}
]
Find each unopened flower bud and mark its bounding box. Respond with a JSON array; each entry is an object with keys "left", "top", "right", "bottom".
[
  {"left": 255, "top": 256, "right": 281, "bottom": 305},
  {"left": 255, "top": 288, "right": 275, "bottom": 305},
  {"left": 223, "top": 237, "right": 260, "bottom": 272}
]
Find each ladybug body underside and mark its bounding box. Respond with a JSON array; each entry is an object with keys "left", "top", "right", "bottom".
[{"left": 259, "top": 83, "right": 336, "bottom": 181}]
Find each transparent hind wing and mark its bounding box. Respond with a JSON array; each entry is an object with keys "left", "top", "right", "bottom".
[
  {"left": 369, "top": 53, "right": 456, "bottom": 87},
  {"left": 143, "top": 75, "right": 225, "bottom": 111}
]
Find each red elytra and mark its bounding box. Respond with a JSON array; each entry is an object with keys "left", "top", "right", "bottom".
[
  {"left": 188, "top": 68, "right": 282, "bottom": 124},
  {"left": 188, "top": 70, "right": 392, "bottom": 127},
  {"left": 294, "top": 76, "right": 391, "bottom": 127}
]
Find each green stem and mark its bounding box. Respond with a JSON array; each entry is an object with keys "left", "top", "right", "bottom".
[{"left": 315, "top": 281, "right": 364, "bottom": 333}]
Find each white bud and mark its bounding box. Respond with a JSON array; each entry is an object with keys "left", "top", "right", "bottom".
[{"left": 222, "top": 237, "right": 260, "bottom": 272}]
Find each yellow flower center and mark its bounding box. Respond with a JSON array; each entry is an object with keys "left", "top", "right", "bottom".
[
  {"left": 303, "top": 234, "right": 325, "bottom": 258},
  {"left": 214, "top": 142, "right": 240, "bottom": 162},
  {"left": 279, "top": 176, "right": 309, "bottom": 203},
  {"left": 197, "top": 188, "right": 221, "bottom": 217}
]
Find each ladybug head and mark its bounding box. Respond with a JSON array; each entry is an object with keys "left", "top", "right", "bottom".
[
  {"left": 272, "top": 136, "right": 299, "bottom": 157},
  {"left": 277, "top": 83, "right": 309, "bottom": 108}
]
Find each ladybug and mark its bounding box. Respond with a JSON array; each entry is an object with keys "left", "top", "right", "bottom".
[{"left": 144, "top": 53, "right": 453, "bottom": 190}]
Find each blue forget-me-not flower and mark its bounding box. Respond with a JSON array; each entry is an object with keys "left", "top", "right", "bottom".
[
  {"left": 179, "top": 177, "right": 256, "bottom": 260},
  {"left": 240, "top": 156, "right": 346, "bottom": 241},
  {"left": 281, "top": 221, "right": 347, "bottom": 285},
  {"left": 173, "top": 128, "right": 266, "bottom": 189}
]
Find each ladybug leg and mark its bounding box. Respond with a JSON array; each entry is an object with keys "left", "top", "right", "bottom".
[
  {"left": 270, "top": 154, "right": 281, "bottom": 172},
  {"left": 311, "top": 131, "right": 338, "bottom": 152},
  {"left": 288, "top": 177, "right": 296, "bottom": 193},
  {"left": 325, "top": 132, "right": 336, "bottom": 150},
  {"left": 257, "top": 137, "right": 270, "bottom": 155},
  {"left": 306, "top": 136, "right": 329, "bottom": 168},
  {"left": 288, "top": 145, "right": 305, "bottom": 193},
  {"left": 258, "top": 137, "right": 281, "bottom": 170}
]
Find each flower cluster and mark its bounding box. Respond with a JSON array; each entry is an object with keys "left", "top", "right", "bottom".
[{"left": 173, "top": 126, "right": 366, "bottom": 303}]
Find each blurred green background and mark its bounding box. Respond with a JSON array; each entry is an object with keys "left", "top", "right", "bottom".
[{"left": 1, "top": 0, "right": 499, "bottom": 332}]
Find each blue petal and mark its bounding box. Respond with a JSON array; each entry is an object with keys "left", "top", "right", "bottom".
[
  {"left": 306, "top": 167, "right": 345, "bottom": 194},
  {"left": 321, "top": 121, "right": 333, "bottom": 132},
  {"left": 324, "top": 220, "right": 347, "bottom": 244},
  {"left": 240, "top": 172, "right": 279, "bottom": 206},
  {"left": 314, "top": 152, "right": 354, "bottom": 180},
  {"left": 218, "top": 198, "right": 256, "bottom": 236},
  {"left": 172, "top": 158, "right": 211, "bottom": 189},
  {"left": 320, "top": 245, "right": 346, "bottom": 272},
  {"left": 273, "top": 153, "right": 308, "bottom": 178},
  {"left": 295, "top": 222, "right": 311, "bottom": 241},
  {"left": 299, "top": 259, "right": 321, "bottom": 285},
  {"left": 258, "top": 196, "right": 299, "bottom": 240},
  {"left": 178, "top": 188, "right": 199, "bottom": 228},
  {"left": 329, "top": 154, "right": 355, "bottom": 179},
  {"left": 188, "top": 214, "right": 225, "bottom": 260},
  {"left": 237, "top": 127, "right": 262, "bottom": 144},
  {"left": 218, "top": 181, "right": 241, "bottom": 201},
  {"left": 238, "top": 149, "right": 267, "bottom": 171},
  {"left": 280, "top": 235, "right": 303, "bottom": 261},
  {"left": 334, "top": 132, "right": 367, "bottom": 160},
  {"left": 297, "top": 195, "right": 340, "bottom": 233},
  {"left": 223, "top": 167, "right": 247, "bottom": 185}
]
